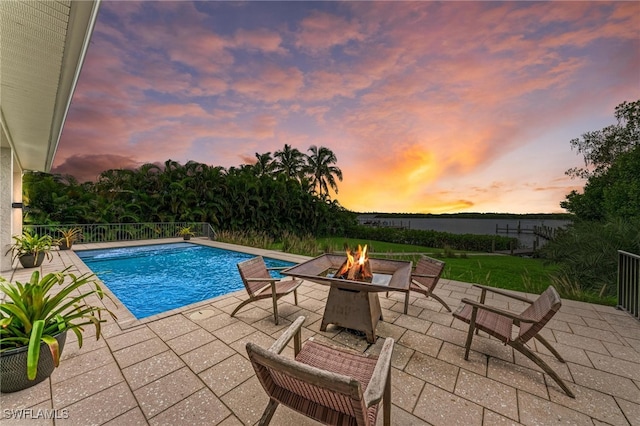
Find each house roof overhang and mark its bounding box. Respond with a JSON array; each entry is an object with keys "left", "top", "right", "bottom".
[{"left": 0, "top": 0, "right": 101, "bottom": 173}]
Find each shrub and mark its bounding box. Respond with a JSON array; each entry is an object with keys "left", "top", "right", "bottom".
[
  {"left": 539, "top": 217, "right": 640, "bottom": 297},
  {"left": 344, "top": 225, "right": 517, "bottom": 252}
]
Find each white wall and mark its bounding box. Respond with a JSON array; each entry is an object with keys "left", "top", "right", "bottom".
[{"left": 1, "top": 146, "right": 21, "bottom": 272}]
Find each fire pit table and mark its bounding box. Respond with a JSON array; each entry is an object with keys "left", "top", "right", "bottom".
[{"left": 282, "top": 254, "right": 412, "bottom": 343}]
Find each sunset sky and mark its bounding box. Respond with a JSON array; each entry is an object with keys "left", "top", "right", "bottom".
[{"left": 53, "top": 1, "right": 640, "bottom": 214}]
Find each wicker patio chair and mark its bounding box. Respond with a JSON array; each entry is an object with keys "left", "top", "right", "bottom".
[
  {"left": 409, "top": 255, "right": 451, "bottom": 311},
  {"left": 246, "top": 316, "right": 394, "bottom": 426},
  {"left": 453, "top": 284, "right": 575, "bottom": 398},
  {"left": 232, "top": 256, "right": 302, "bottom": 325},
  {"left": 387, "top": 255, "right": 450, "bottom": 313}
]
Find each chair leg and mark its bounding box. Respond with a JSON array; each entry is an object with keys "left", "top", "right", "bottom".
[
  {"left": 293, "top": 289, "right": 298, "bottom": 305},
  {"left": 464, "top": 306, "right": 478, "bottom": 360},
  {"left": 271, "top": 286, "right": 279, "bottom": 325},
  {"left": 430, "top": 293, "right": 452, "bottom": 312},
  {"left": 257, "top": 399, "right": 279, "bottom": 426},
  {"left": 464, "top": 322, "right": 475, "bottom": 360},
  {"left": 511, "top": 341, "right": 575, "bottom": 398},
  {"left": 231, "top": 298, "right": 254, "bottom": 317},
  {"left": 534, "top": 334, "right": 566, "bottom": 363}
]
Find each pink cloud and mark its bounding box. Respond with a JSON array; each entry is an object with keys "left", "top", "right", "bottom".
[
  {"left": 294, "top": 10, "right": 365, "bottom": 53},
  {"left": 52, "top": 154, "right": 142, "bottom": 183},
  {"left": 232, "top": 63, "right": 304, "bottom": 102},
  {"left": 233, "top": 28, "right": 286, "bottom": 54},
  {"left": 54, "top": 1, "right": 639, "bottom": 214}
]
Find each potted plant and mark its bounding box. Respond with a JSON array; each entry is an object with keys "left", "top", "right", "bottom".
[
  {"left": 0, "top": 267, "right": 116, "bottom": 393},
  {"left": 5, "top": 231, "right": 54, "bottom": 268},
  {"left": 57, "top": 227, "right": 82, "bottom": 250},
  {"left": 177, "top": 226, "right": 196, "bottom": 240}
]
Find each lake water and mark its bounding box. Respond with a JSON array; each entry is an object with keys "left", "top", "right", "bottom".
[{"left": 357, "top": 215, "right": 571, "bottom": 248}]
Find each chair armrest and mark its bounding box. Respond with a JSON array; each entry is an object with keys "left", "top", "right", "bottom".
[
  {"left": 364, "top": 338, "right": 394, "bottom": 407},
  {"left": 267, "top": 266, "right": 287, "bottom": 271},
  {"left": 269, "top": 316, "right": 305, "bottom": 355},
  {"left": 471, "top": 284, "right": 533, "bottom": 304},
  {"left": 246, "top": 277, "right": 279, "bottom": 283},
  {"left": 411, "top": 279, "right": 431, "bottom": 292},
  {"left": 460, "top": 298, "right": 532, "bottom": 322},
  {"left": 412, "top": 273, "right": 437, "bottom": 279}
]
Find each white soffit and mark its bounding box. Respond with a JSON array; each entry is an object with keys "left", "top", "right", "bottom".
[{"left": 0, "top": 0, "right": 100, "bottom": 172}]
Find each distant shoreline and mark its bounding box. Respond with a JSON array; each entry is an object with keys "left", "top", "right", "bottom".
[{"left": 355, "top": 212, "right": 573, "bottom": 221}]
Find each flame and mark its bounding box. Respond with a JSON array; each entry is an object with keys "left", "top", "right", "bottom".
[
  {"left": 337, "top": 244, "right": 370, "bottom": 278},
  {"left": 358, "top": 244, "right": 368, "bottom": 265}
]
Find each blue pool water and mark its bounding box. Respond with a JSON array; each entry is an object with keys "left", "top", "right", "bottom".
[{"left": 77, "top": 243, "right": 294, "bottom": 319}]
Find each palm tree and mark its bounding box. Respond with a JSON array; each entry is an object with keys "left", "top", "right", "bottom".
[
  {"left": 253, "top": 152, "right": 276, "bottom": 177},
  {"left": 274, "top": 144, "right": 306, "bottom": 180},
  {"left": 305, "top": 145, "right": 343, "bottom": 198}
]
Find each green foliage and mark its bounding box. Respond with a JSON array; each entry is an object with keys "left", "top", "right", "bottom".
[
  {"left": 539, "top": 218, "right": 640, "bottom": 298},
  {"left": 343, "top": 225, "right": 517, "bottom": 252},
  {"left": 306, "top": 145, "right": 343, "bottom": 197},
  {"left": 57, "top": 227, "right": 82, "bottom": 248},
  {"left": 566, "top": 99, "right": 639, "bottom": 180},
  {"left": 176, "top": 226, "right": 196, "bottom": 237},
  {"left": 216, "top": 230, "right": 275, "bottom": 248},
  {"left": 318, "top": 237, "right": 440, "bottom": 254},
  {"left": 5, "top": 231, "right": 54, "bottom": 266},
  {"left": 22, "top": 151, "right": 357, "bottom": 238},
  {"left": 548, "top": 100, "right": 640, "bottom": 301},
  {"left": 280, "top": 231, "right": 321, "bottom": 257},
  {"left": 563, "top": 99, "right": 640, "bottom": 221},
  {"left": 0, "top": 268, "right": 117, "bottom": 379}
]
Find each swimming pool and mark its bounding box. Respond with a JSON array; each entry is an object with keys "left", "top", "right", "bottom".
[{"left": 76, "top": 243, "right": 295, "bottom": 319}]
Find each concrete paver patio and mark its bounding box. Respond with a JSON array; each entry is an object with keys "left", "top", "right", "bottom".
[{"left": 1, "top": 239, "right": 639, "bottom": 425}]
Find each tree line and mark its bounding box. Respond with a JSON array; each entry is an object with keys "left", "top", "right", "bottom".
[
  {"left": 23, "top": 145, "right": 356, "bottom": 237},
  {"left": 540, "top": 99, "right": 640, "bottom": 298}
]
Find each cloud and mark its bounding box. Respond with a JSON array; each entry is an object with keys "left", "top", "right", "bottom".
[
  {"left": 52, "top": 155, "right": 142, "bottom": 183},
  {"left": 54, "top": 1, "right": 639, "bottom": 214},
  {"left": 232, "top": 63, "right": 304, "bottom": 102},
  {"left": 294, "top": 10, "right": 365, "bottom": 53}
]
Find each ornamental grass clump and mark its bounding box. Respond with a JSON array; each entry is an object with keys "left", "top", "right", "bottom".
[{"left": 0, "top": 267, "right": 117, "bottom": 380}]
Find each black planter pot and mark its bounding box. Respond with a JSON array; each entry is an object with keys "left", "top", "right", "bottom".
[
  {"left": 18, "top": 252, "right": 45, "bottom": 268},
  {"left": 183, "top": 235, "right": 191, "bottom": 240},
  {"left": 59, "top": 240, "right": 72, "bottom": 250},
  {"left": 0, "top": 331, "right": 67, "bottom": 393}
]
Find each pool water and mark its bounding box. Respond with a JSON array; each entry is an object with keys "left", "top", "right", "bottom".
[{"left": 77, "top": 243, "right": 294, "bottom": 319}]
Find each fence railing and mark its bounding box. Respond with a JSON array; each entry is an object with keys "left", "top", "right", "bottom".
[
  {"left": 23, "top": 222, "right": 216, "bottom": 244},
  {"left": 618, "top": 250, "right": 640, "bottom": 321}
]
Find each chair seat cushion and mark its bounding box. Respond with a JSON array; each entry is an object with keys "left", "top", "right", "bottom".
[
  {"left": 453, "top": 304, "right": 513, "bottom": 343},
  {"left": 276, "top": 278, "right": 303, "bottom": 295},
  {"left": 296, "top": 340, "right": 378, "bottom": 386},
  {"left": 293, "top": 340, "right": 379, "bottom": 425}
]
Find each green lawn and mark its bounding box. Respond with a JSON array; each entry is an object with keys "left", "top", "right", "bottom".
[
  {"left": 317, "top": 237, "right": 616, "bottom": 305},
  {"left": 318, "top": 237, "right": 554, "bottom": 291}
]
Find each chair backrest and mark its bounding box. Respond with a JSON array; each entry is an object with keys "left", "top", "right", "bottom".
[
  {"left": 237, "top": 256, "right": 272, "bottom": 297},
  {"left": 247, "top": 342, "right": 372, "bottom": 426},
  {"left": 412, "top": 256, "right": 445, "bottom": 291},
  {"left": 518, "top": 286, "right": 562, "bottom": 343}
]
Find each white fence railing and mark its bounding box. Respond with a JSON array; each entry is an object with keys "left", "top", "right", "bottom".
[
  {"left": 618, "top": 250, "right": 640, "bottom": 321},
  {"left": 23, "top": 222, "right": 216, "bottom": 244}
]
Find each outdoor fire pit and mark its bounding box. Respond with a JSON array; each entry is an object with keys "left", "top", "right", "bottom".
[{"left": 282, "top": 252, "right": 412, "bottom": 343}]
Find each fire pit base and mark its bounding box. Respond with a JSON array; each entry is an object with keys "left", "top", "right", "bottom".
[
  {"left": 282, "top": 254, "right": 413, "bottom": 343},
  {"left": 320, "top": 286, "right": 382, "bottom": 343}
]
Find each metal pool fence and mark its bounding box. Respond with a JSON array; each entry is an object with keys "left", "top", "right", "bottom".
[
  {"left": 618, "top": 250, "right": 640, "bottom": 321},
  {"left": 23, "top": 222, "right": 216, "bottom": 244}
]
